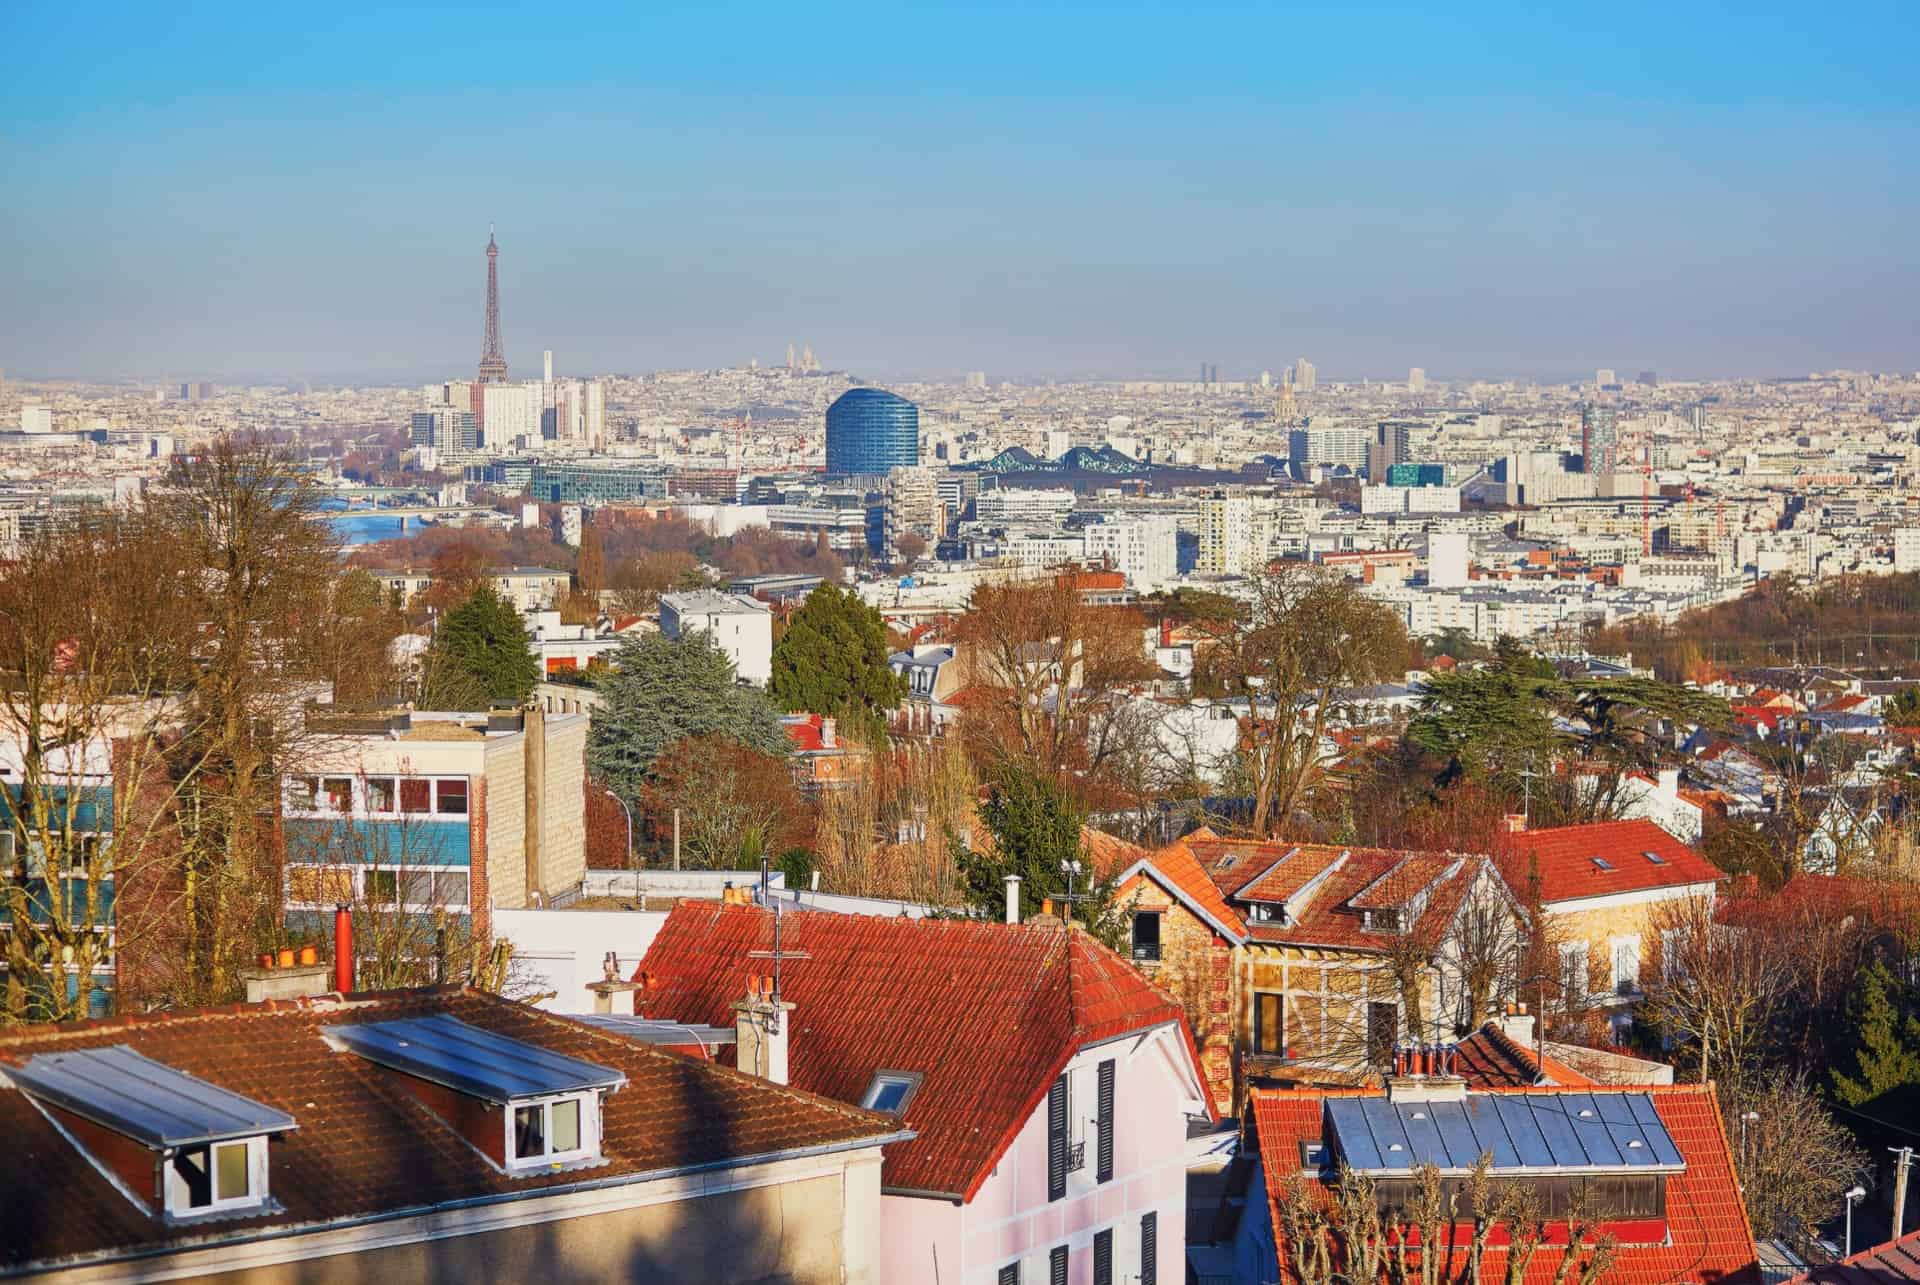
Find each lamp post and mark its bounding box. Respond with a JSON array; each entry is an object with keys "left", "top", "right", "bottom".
[
  {"left": 595, "top": 781, "right": 635, "bottom": 894},
  {"left": 1845, "top": 1184, "right": 1866, "bottom": 1257},
  {"left": 1739, "top": 1110, "right": 1760, "bottom": 1179}
]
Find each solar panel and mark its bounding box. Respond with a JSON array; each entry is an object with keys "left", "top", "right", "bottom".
[
  {"left": 325, "top": 1015, "right": 626, "bottom": 1104},
  {"left": 1325, "top": 1092, "right": 1684, "bottom": 1175},
  {"left": 8, "top": 1045, "right": 297, "bottom": 1148},
  {"left": 571, "top": 1014, "right": 737, "bottom": 1050}
]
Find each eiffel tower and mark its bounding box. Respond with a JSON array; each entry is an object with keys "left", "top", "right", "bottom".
[{"left": 477, "top": 225, "right": 509, "bottom": 384}]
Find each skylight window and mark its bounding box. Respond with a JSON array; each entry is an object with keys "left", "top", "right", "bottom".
[
  {"left": 860, "top": 1070, "right": 923, "bottom": 1115},
  {"left": 1643, "top": 850, "right": 1667, "bottom": 865},
  {"left": 1591, "top": 857, "right": 1615, "bottom": 871}
]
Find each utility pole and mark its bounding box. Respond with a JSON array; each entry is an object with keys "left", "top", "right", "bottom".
[
  {"left": 673, "top": 807, "right": 681, "bottom": 871},
  {"left": 1892, "top": 1146, "right": 1914, "bottom": 1241}
]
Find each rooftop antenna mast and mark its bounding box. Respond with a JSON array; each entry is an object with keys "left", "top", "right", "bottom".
[{"left": 747, "top": 900, "right": 811, "bottom": 1033}]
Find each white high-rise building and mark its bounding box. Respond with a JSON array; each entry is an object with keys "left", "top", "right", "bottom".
[
  {"left": 1596, "top": 368, "right": 1617, "bottom": 387},
  {"left": 543, "top": 350, "right": 554, "bottom": 384},
  {"left": 1428, "top": 531, "right": 1470, "bottom": 588},
  {"left": 1408, "top": 367, "right": 1427, "bottom": 393},
  {"left": 1198, "top": 492, "right": 1256, "bottom": 576},
  {"left": 1293, "top": 358, "right": 1316, "bottom": 390},
  {"left": 1894, "top": 527, "right": 1920, "bottom": 573},
  {"left": 559, "top": 505, "right": 583, "bottom": 548},
  {"left": 1086, "top": 516, "right": 1178, "bottom": 588},
  {"left": 19, "top": 404, "right": 53, "bottom": 434},
  {"left": 884, "top": 466, "right": 940, "bottom": 561},
  {"left": 481, "top": 383, "right": 537, "bottom": 445},
  {"left": 583, "top": 380, "right": 606, "bottom": 446}
]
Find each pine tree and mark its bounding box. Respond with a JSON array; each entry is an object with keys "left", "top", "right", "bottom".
[
  {"left": 769, "top": 581, "right": 905, "bottom": 736},
  {"left": 956, "top": 761, "right": 1128, "bottom": 948},
  {"left": 1830, "top": 959, "right": 1920, "bottom": 1106},
  {"left": 421, "top": 583, "right": 539, "bottom": 709},
  {"left": 587, "top": 630, "right": 789, "bottom": 807}
]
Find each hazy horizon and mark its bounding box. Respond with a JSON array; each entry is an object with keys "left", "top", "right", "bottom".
[{"left": 4, "top": 1, "right": 1916, "bottom": 385}]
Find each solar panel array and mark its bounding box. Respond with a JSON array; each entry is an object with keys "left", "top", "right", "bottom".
[
  {"left": 325, "top": 1015, "right": 626, "bottom": 1104},
  {"left": 1325, "top": 1092, "right": 1685, "bottom": 1175},
  {"left": 9, "top": 1045, "right": 298, "bottom": 1148}
]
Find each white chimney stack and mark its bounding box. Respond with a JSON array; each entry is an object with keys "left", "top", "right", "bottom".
[
  {"left": 733, "top": 975, "right": 794, "bottom": 1086},
  {"left": 1499, "top": 1001, "right": 1536, "bottom": 1048},
  {"left": 1657, "top": 767, "right": 1680, "bottom": 798},
  {"left": 1005, "top": 875, "right": 1022, "bottom": 925}
]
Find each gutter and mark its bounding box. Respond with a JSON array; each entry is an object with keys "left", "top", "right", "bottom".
[
  {"left": 4, "top": 1128, "right": 916, "bottom": 1280},
  {"left": 882, "top": 1186, "right": 967, "bottom": 1205}
]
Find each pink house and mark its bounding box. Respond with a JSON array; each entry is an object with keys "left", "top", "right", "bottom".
[{"left": 634, "top": 900, "right": 1217, "bottom": 1284}]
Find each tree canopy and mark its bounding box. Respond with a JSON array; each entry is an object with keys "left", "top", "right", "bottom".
[
  {"left": 420, "top": 583, "right": 539, "bottom": 709},
  {"left": 956, "top": 761, "right": 1127, "bottom": 948},
  {"left": 769, "top": 580, "right": 905, "bottom": 736},
  {"left": 587, "top": 630, "right": 789, "bottom": 806}
]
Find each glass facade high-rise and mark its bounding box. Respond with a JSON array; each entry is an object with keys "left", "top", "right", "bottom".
[{"left": 825, "top": 388, "right": 919, "bottom": 476}]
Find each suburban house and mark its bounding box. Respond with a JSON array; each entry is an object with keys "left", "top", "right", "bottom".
[
  {"left": 1574, "top": 766, "right": 1715, "bottom": 842},
  {"left": 1501, "top": 818, "right": 1726, "bottom": 1036},
  {"left": 1235, "top": 1074, "right": 1758, "bottom": 1285},
  {"left": 1110, "top": 830, "right": 1525, "bottom": 1115},
  {"left": 283, "top": 705, "right": 588, "bottom": 946},
  {"left": 886, "top": 642, "right": 968, "bottom": 735},
  {"left": 0, "top": 984, "right": 905, "bottom": 1283},
  {"left": 633, "top": 900, "right": 1215, "bottom": 1285}
]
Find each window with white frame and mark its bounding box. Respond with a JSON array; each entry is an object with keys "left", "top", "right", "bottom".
[
  {"left": 287, "top": 775, "right": 471, "bottom": 819},
  {"left": 164, "top": 1135, "right": 270, "bottom": 1219},
  {"left": 506, "top": 1092, "right": 598, "bottom": 1169},
  {"left": 1559, "top": 941, "right": 1590, "bottom": 998},
  {"left": 1611, "top": 937, "right": 1640, "bottom": 996},
  {"left": 285, "top": 865, "right": 468, "bottom": 911},
  {"left": 859, "top": 1070, "right": 923, "bottom": 1115}
]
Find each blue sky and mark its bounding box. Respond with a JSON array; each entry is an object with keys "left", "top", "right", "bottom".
[{"left": 2, "top": 1, "right": 1915, "bottom": 383}]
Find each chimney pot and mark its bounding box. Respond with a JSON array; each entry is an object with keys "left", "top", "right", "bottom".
[
  {"left": 1005, "top": 874, "right": 1023, "bottom": 925},
  {"left": 333, "top": 904, "right": 354, "bottom": 993},
  {"left": 1041, "top": 897, "right": 1054, "bottom": 917}
]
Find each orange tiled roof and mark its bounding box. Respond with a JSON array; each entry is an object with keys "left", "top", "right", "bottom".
[
  {"left": 1117, "top": 839, "right": 1248, "bottom": 940},
  {"left": 1454, "top": 1022, "right": 1595, "bottom": 1089},
  {"left": 1251, "top": 1083, "right": 1758, "bottom": 1285},
  {"left": 1504, "top": 820, "right": 1723, "bottom": 904},
  {"left": 634, "top": 902, "right": 1212, "bottom": 1202},
  {"left": 0, "top": 987, "right": 897, "bottom": 1271}
]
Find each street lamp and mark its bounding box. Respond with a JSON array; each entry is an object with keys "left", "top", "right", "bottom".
[
  {"left": 595, "top": 781, "right": 635, "bottom": 892},
  {"left": 1739, "top": 1111, "right": 1760, "bottom": 1177},
  {"left": 1845, "top": 1185, "right": 1866, "bottom": 1258}
]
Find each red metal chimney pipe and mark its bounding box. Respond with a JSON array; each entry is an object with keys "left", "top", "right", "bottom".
[{"left": 333, "top": 904, "right": 354, "bottom": 993}]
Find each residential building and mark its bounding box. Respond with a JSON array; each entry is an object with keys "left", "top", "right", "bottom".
[
  {"left": 1086, "top": 515, "right": 1178, "bottom": 587},
  {"left": 825, "top": 387, "right": 919, "bottom": 475},
  {"left": 1110, "top": 832, "right": 1523, "bottom": 1113},
  {"left": 491, "top": 566, "right": 571, "bottom": 612},
  {"left": 659, "top": 590, "right": 773, "bottom": 686},
  {"left": 1501, "top": 819, "right": 1725, "bottom": 1031},
  {"left": 480, "top": 381, "right": 538, "bottom": 445},
  {"left": 1198, "top": 490, "right": 1256, "bottom": 576},
  {"left": 1894, "top": 526, "right": 1920, "bottom": 573},
  {"left": 19, "top": 404, "right": 53, "bottom": 434},
  {"left": 1581, "top": 404, "right": 1620, "bottom": 474},
  {"left": 974, "top": 487, "right": 1076, "bottom": 524},
  {"left": 284, "top": 705, "right": 589, "bottom": 944},
  {"left": 1289, "top": 426, "right": 1370, "bottom": 475},
  {"left": 883, "top": 465, "right": 940, "bottom": 560},
  {"left": 887, "top": 643, "right": 967, "bottom": 735},
  {"left": 635, "top": 902, "right": 1213, "bottom": 1285},
  {"left": 1238, "top": 1079, "right": 1757, "bottom": 1285},
  {"left": 0, "top": 985, "right": 902, "bottom": 1283}
]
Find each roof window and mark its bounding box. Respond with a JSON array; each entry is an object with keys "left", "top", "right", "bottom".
[
  {"left": 1643, "top": 850, "right": 1667, "bottom": 865},
  {"left": 859, "top": 1070, "right": 924, "bottom": 1115},
  {"left": 1591, "top": 857, "right": 1615, "bottom": 871}
]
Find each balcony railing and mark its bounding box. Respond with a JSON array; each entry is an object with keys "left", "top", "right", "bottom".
[{"left": 1066, "top": 1140, "right": 1087, "bottom": 1172}]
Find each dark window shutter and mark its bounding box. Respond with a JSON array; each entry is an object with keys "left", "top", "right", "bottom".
[
  {"left": 1050, "top": 1244, "right": 1068, "bottom": 1285},
  {"left": 1141, "top": 1210, "right": 1158, "bottom": 1285},
  {"left": 998, "top": 1264, "right": 1020, "bottom": 1285},
  {"left": 1094, "top": 1227, "right": 1114, "bottom": 1285},
  {"left": 1047, "top": 1075, "right": 1068, "bottom": 1201},
  {"left": 1096, "top": 1059, "right": 1116, "bottom": 1183}
]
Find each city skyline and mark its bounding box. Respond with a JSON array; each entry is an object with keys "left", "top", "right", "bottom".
[{"left": 3, "top": 1, "right": 1917, "bottom": 383}]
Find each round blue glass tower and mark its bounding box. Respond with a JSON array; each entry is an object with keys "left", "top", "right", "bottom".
[{"left": 825, "top": 388, "right": 919, "bottom": 476}]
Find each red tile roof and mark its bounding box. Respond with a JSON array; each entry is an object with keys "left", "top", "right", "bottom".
[
  {"left": 1454, "top": 1022, "right": 1595, "bottom": 1089},
  {"left": 0, "top": 986, "right": 898, "bottom": 1272},
  {"left": 1504, "top": 819, "right": 1724, "bottom": 904},
  {"left": 1251, "top": 1083, "right": 1758, "bottom": 1285},
  {"left": 634, "top": 902, "right": 1211, "bottom": 1201},
  {"left": 1187, "top": 839, "right": 1502, "bottom": 953},
  {"left": 1115, "top": 839, "right": 1248, "bottom": 940},
  {"left": 1786, "top": 1228, "right": 1920, "bottom": 1285}
]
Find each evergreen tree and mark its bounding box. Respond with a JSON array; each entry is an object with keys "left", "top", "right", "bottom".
[
  {"left": 1830, "top": 959, "right": 1920, "bottom": 1106},
  {"left": 956, "top": 761, "right": 1128, "bottom": 948},
  {"left": 769, "top": 581, "right": 906, "bottom": 736},
  {"left": 587, "top": 630, "right": 789, "bottom": 806},
  {"left": 421, "top": 583, "right": 539, "bottom": 709}
]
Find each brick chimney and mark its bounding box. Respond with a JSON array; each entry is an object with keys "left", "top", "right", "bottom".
[
  {"left": 820, "top": 716, "right": 837, "bottom": 749},
  {"left": 733, "top": 975, "right": 795, "bottom": 1086}
]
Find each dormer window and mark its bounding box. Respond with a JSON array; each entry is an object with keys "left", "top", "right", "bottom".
[
  {"left": 325, "top": 1014, "right": 625, "bottom": 1175},
  {"left": 10, "top": 1044, "right": 295, "bottom": 1223}
]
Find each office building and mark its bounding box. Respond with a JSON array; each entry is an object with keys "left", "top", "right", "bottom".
[
  {"left": 1581, "top": 405, "right": 1620, "bottom": 474},
  {"left": 1408, "top": 367, "right": 1427, "bottom": 393},
  {"left": 410, "top": 407, "right": 478, "bottom": 456},
  {"left": 825, "top": 388, "right": 918, "bottom": 475},
  {"left": 1367, "top": 420, "right": 1412, "bottom": 482},
  {"left": 18, "top": 404, "right": 52, "bottom": 434},
  {"left": 480, "top": 383, "right": 538, "bottom": 446},
  {"left": 1291, "top": 358, "right": 1316, "bottom": 390},
  {"left": 964, "top": 370, "right": 988, "bottom": 389},
  {"left": 1198, "top": 491, "right": 1257, "bottom": 576},
  {"left": 975, "top": 487, "right": 1076, "bottom": 524},
  {"left": 583, "top": 379, "right": 606, "bottom": 446},
  {"left": 1596, "top": 368, "right": 1616, "bottom": 387},
  {"left": 1289, "top": 426, "right": 1370, "bottom": 476},
  {"left": 883, "top": 466, "right": 940, "bottom": 561},
  {"left": 529, "top": 460, "right": 670, "bottom": 505}
]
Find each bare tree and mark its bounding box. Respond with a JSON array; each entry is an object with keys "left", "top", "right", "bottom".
[
  {"left": 1724, "top": 1071, "right": 1870, "bottom": 1252},
  {"left": 1224, "top": 563, "right": 1410, "bottom": 837},
  {"left": 1638, "top": 893, "right": 1790, "bottom": 1095}
]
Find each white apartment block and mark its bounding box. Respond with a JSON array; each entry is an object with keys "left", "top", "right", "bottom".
[
  {"left": 1895, "top": 527, "right": 1920, "bottom": 573},
  {"left": 1085, "top": 515, "right": 1178, "bottom": 588},
  {"left": 976, "top": 487, "right": 1076, "bottom": 524},
  {"left": 1003, "top": 532, "right": 1088, "bottom": 569},
  {"left": 481, "top": 383, "right": 538, "bottom": 446},
  {"left": 659, "top": 590, "right": 773, "bottom": 686}
]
